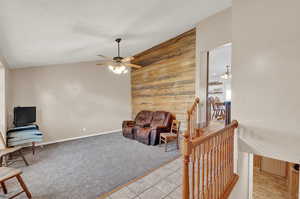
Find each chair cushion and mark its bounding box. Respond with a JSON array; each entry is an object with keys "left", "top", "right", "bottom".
[
  {"left": 137, "top": 128, "right": 152, "bottom": 139},
  {"left": 135, "top": 127, "right": 152, "bottom": 145}
]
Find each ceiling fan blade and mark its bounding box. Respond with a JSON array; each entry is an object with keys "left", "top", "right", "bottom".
[
  {"left": 124, "top": 63, "right": 142, "bottom": 69},
  {"left": 121, "top": 56, "right": 134, "bottom": 63},
  {"left": 97, "top": 54, "right": 112, "bottom": 60},
  {"left": 96, "top": 60, "right": 114, "bottom": 66}
]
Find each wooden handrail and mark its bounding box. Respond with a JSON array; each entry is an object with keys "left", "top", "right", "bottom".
[
  {"left": 186, "top": 97, "right": 200, "bottom": 139},
  {"left": 191, "top": 120, "right": 238, "bottom": 147},
  {"left": 188, "top": 97, "right": 200, "bottom": 115},
  {"left": 182, "top": 98, "right": 239, "bottom": 199}
]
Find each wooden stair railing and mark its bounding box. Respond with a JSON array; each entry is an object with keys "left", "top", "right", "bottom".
[
  {"left": 187, "top": 97, "right": 200, "bottom": 138},
  {"left": 182, "top": 98, "right": 239, "bottom": 199}
]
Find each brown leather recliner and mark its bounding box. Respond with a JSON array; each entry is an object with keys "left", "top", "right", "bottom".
[
  {"left": 135, "top": 111, "right": 175, "bottom": 145},
  {"left": 122, "top": 110, "right": 153, "bottom": 139}
]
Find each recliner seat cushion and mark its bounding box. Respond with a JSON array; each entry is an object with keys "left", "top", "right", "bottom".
[{"left": 135, "top": 128, "right": 152, "bottom": 145}]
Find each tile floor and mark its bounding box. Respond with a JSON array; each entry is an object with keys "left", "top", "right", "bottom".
[
  {"left": 101, "top": 157, "right": 182, "bottom": 199},
  {"left": 102, "top": 157, "right": 292, "bottom": 199}
]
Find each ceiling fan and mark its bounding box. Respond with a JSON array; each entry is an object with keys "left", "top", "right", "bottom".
[
  {"left": 220, "top": 65, "right": 232, "bottom": 80},
  {"left": 96, "top": 38, "right": 142, "bottom": 74}
]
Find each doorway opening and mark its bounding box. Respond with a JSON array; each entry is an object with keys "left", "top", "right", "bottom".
[
  {"left": 206, "top": 43, "right": 232, "bottom": 125},
  {"left": 253, "top": 154, "right": 299, "bottom": 199}
]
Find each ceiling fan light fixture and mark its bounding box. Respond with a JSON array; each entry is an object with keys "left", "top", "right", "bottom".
[
  {"left": 108, "top": 64, "right": 128, "bottom": 74},
  {"left": 96, "top": 38, "right": 141, "bottom": 74},
  {"left": 221, "top": 65, "right": 232, "bottom": 80},
  {"left": 220, "top": 73, "right": 232, "bottom": 80}
]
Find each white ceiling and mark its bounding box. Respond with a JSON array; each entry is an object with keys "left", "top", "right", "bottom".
[{"left": 0, "top": 0, "right": 231, "bottom": 68}]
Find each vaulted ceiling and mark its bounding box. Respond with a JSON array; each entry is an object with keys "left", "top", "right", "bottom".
[{"left": 0, "top": 0, "right": 231, "bottom": 68}]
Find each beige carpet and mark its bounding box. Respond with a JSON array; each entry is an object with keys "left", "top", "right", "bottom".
[{"left": 0, "top": 132, "right": 180, "bottom": 199}]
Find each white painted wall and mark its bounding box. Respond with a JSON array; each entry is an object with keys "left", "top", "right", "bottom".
[
  {"left": 0, "top": 57, "right": 11, "bottom": 148},
  {"left": 232, "top": 0, "right": 300, "bottom": 164},
  {"left": 229, "top": 0, "right": 300, "bottom": 198},
  {"left": 9, "top": 61, "right": 131, "bottom": 143},
  {"left": 229, "top": 152, "right": 253, "bottom": 199},
  {"left": 0, "top": 66, "right": 5, "bottom": 145},
  {"left": 195, "top": 9, "right": 251, "bottom": 199}
]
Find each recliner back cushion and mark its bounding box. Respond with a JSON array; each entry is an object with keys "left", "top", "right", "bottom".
[
  {"left": 150, "top": 111, "right": 171, "bottom": 128},
  {"left": 135, "top": 111, "right": 153, "bottom": 126}
]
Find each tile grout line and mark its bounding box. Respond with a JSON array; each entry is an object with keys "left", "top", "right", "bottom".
[
  {"left": 131, "top": 166, "right": 182, "bottom": 199},
  {"left": 98, "top": 155, "right": 181, "bottom": 199}
]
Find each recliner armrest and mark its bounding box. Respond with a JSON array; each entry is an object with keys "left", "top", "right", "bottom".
[{"left": 122, "top": 120, "right": 135, "bottom": 128}]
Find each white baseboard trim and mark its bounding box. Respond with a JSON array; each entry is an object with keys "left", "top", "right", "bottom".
[{"left": 36, "top": 129, "right": 122, "bottom": 146}]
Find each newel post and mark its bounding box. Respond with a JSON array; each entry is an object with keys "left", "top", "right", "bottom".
[{"left": 182, "top": 125, "right": 191, "bottom": 199}]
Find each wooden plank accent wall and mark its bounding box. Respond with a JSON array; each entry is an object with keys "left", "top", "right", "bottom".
[{"left": 131, "top": 28, "right": 196, "bottom": 130}]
